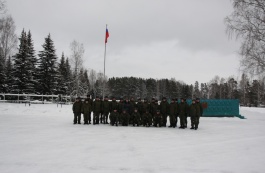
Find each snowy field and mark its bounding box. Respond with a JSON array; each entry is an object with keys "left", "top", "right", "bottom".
[{"left": 0, "top": 103, "right": 265, "bottom": 173}]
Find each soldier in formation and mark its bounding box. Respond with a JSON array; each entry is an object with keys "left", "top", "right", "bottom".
[
  {"left": 73, "top": 96, "right": 203, "bottom": 130},
  {"left": 81, "top": 98, "right": 92, "bottom": 124},
  {"left": 72, "top": 97, "right": 82, "bottom": 124},
  {"left": 110, "top": 108, "right": 119, "bottom": 126}
]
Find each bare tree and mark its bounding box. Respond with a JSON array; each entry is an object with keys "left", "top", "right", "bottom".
[
  {"left": 225, "top": 0, "right": 265, "bottom": 75},
  {"left": 0, "top": 15, "right": 17, "bottom": 61},
  {"left": 69, "top": 40, "right": 84, "bottom": 96},
  {"left": 70, "top": 40, "right": 84, "bottom": 73},
  {"left": 89, "top": 69, "right": 97, "bottom": 91}
]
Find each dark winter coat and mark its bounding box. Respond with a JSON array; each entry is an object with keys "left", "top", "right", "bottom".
[
  {"left": 73, "top": 101, "right": 82, "bottom": 114},
  {"left": 92, "top": 100, "right": 102, "bottom": 113},
  {"left": 122, "top": 101, "right": 131, "bottom": 114},
  {"left": 196, "top": 102, "right": 203, "bottom": 116},
  {"left": 142, "top": 102, "right": 150, "bottom": 114},
  {"left": 160, "top": 100, "right": 169, "bottom": 115},
  {"left": 189, "top": 103, "right": 197, "bottom": 117},
  {"left": 178, "top": 102, "right": 187, "bottom": 116},
  {"left": 102, "top": 100, "right": 110, "bottom": 113},
  {"left": 81, "top": 102, "right": 92, "bottom": 114},
  {"left": 169, "top": 102, "right": 177, "bottom": 116},
  {"left": 110, "top": 100, "right": 119, "bottom": 112}
]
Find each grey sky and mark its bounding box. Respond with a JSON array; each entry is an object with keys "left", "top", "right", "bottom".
[{"left": 7, "top": 0, "right": 241, "bottom": 85}]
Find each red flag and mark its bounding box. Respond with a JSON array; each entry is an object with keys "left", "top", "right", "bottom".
[{"left": 105, "top": 28, "right": 109, "bottom": 43}]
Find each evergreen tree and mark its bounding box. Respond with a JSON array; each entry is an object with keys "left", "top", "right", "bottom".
[
  {"left": 5, "top": 56, "right": 13, "bottom": 93},
  {"left": 65, "top": 57, "right": 72, "bottom": 95},
  {"left": 26, "top": 31, "right": 37, "bottom": 93},
  {"left": 12, "top": 30, "right": 32, "bottom": 93},
  {"left": 57, "top": 53, "right": 67, "bottom": 95},
  {"left": 37, "top": 34, "right": 58, "bottom": 95},
  {"left": 194, "top": 81, "right": 200, "bottom": 98}
]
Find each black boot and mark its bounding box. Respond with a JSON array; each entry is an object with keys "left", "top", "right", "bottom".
[{"left": 190, "top": 127, "right": 194, "bottom": 129}]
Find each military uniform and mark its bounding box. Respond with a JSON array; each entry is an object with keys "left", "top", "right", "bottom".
[
  {"left": 120, "top": 110, "right": 129, "bottom": 126},
  {"left": 72, "top": 97, "right": 82, "bottom": 124},
  {"left": 81, "top": 99, "right": 92, "bottom": 124},
  {"left": 110, "top": 97, "right": 119, "bottom": 113},
  {"left": 141, "top": 99, "right": 150, "bottom": 125},
  {"left": 184, "top": 98, "right": 189, "bottom": 128},
  {"left": 174, "top": 98, "right": 179, "bottom": 127},
  {"left": 142, "top": 111, "right": 152, "bottom": 127},
  {"left": 131, "top": 109, "right": 141, "bottom": 126},
  {"left": 109, "top": 110, "right": 119, "bottom": 126},
  {"left": 102, "top": 97, "right": 110, "bottom": 124},
  {"left": 118, "top": 98, "right": 124, "bottom": 124},
  {"left": 85, "top": 95, "right": 93, "bottom": 124},
  {"left": 160, "top": 97, "right": 169, "bottom": 127},
  {"left": 150, "top": 100, "right": 160, "bottom": 122},
  {"left": 178, "top": 98, "right": 187, "bottom": 129},
  {"left": 136, "top": 98, "right": 143, "bottom": 115},
  {"left": 129, "top": 97, "right": 136, "bottom": 115},
  {"left": 92, "top": 97, "right": 102, "bottom": 124},
  {"left": 99, "top": 97, "right": 104, "bottom": 123},
  {"left": 195, "top": 98, "right": 203, "bottom": 129},
  {"left": 168, "top": 99, "right": 177, "bottom": 128},
  {"left": 189, "top": 99, "right": 197, "bottom": 129},
  {"left": 123, "top": 99, "right": 131, "bottom": 123},
  {"left": 153, "top": 110, "right": 163, "bottom": 127}
]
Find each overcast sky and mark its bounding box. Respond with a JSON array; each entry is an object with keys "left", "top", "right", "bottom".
[{"left": 6, "top": 0, "right": 241, "bottom": 85}]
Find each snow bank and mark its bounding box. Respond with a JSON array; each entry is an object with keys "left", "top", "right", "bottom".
[{"left": 0, "top": 103, "right": 264, "bottom": 173}]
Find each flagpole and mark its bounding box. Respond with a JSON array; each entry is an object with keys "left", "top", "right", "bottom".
[{"left": 103, "top": 24, "right": 107, "bottom": 99}]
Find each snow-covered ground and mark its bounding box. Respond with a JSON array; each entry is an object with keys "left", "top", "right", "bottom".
[{"left": 0, "top": 103, "right": 264, "bottom": 173}]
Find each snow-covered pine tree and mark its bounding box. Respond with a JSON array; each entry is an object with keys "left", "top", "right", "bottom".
[
  {"left": 37, "top": 34, "right": 58, "bottom": 95},
  {"left": 12, "top": 30, "right": 32, "bottom": 94},
  {"left": 57, "top": 53, "right": 68, "bottom": 95},
  {"left": 64, "top": 57, "right": 72, "bottom": 95},
  {"left": 26, "top": 31, "right": 37, "bottom": 93}
]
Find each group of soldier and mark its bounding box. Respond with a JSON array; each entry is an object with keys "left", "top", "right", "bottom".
[{"left": 72, "top": 95, "right": 203, "bottom": 130}]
